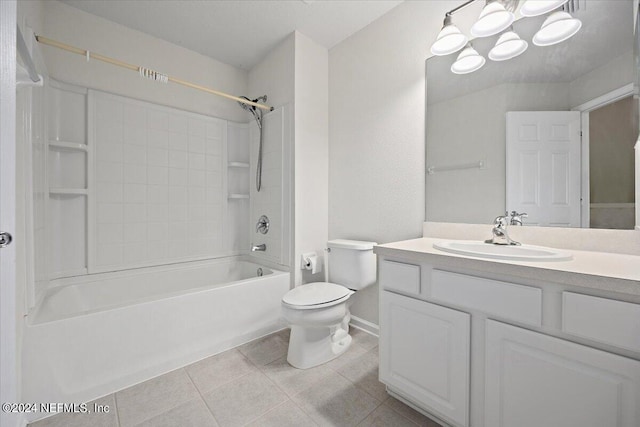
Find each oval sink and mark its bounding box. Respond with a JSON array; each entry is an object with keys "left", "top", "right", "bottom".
[{"left": 433, "top": 240, "right": 572, "bottom": 262}]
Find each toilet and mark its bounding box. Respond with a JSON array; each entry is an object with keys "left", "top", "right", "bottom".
[{"left": 282, "top": 239, "right": 377, "bottom": 369}]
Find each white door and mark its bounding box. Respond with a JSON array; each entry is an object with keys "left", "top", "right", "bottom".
[
  {"left": 380, "top": 291, "right": 470, "bottom": 427},
  {"left": 485, "top": 320, "right": 640, "bottom": 427},
  {"left": 506, "top": 111, "right": 581, "bottom": 227},
  {"left": 1, "top": 1, "right": 18, "bottom": 427}
]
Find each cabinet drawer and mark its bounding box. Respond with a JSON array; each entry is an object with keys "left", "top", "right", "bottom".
[
  {"left": 562, "top": 292, "right": 640, "bottom": 353},
  {"left": 431, "top": 270, "right": 542, "bottom": 326},
  {"left": 380, "top": 260, "right": 420, "bottom": 295}
]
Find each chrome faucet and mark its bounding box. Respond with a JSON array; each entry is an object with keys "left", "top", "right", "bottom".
[
  {"left": 485, "top": 211, "right": 523, "bottom": 246},
  {"left": 509, "top": 210, "right": 528, "bottom": 226},
  {"left": 251, "top": 243, "right": 266, "bottom": 252}
]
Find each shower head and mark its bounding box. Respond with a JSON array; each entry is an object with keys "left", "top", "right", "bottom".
[{"left": 238, "top": 95, "right": 267, "bottom": 128}]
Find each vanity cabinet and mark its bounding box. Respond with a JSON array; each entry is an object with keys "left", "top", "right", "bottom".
[
  {"left": 485, "top": 320, "right": 640, "bottom": 427},
  {"left": 379, "top": 291, "right": 470, "bottom": 427},
  {"left": 378, "top": 257, "right": 640, "bottom": 427}
]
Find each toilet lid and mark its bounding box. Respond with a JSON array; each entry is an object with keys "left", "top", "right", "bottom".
[{"left": 282, "top": 282, "right": 351, "bottom": 306}]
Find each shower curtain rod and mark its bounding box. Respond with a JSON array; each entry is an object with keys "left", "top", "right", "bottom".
[{"left": 35, "top": 35, "right": 274, "bottom": 111}]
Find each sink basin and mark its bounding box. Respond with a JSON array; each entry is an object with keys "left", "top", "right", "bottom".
[{"left": 433, "top": 240, "right": 572, "bottom": 262}]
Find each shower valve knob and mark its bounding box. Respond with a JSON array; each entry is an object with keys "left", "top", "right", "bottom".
[
  {"left": 256, "top": 215, "right": 270, "bottom": 234},
  {"left": 0, "top": 232, "right": 12, "bottom": 248}
]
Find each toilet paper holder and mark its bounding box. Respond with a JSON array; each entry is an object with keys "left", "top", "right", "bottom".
[{"left": 301, "top": 252, "right": 321, "bottom": 274}]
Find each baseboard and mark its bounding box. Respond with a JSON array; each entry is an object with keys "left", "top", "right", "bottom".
[{"left": 349, "top": 315, "right": 379, "bottom": 336}]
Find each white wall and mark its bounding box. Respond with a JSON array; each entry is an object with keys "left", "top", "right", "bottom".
[
  {"left": 569, "top": 50, "right": 634, "bottom": 108},
  {"left": 28, "top": 0, "right": 248, "bottom": 122},
  {"left": 294, "top": 32, "right": 328, "bottom": 286},
  {"left": 329, "top": 1, "right": 453, "bottom": 323}
]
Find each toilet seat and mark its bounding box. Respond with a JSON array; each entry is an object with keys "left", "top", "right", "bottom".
[{"left": 282, "top": 282, "right": 354, "bottom": 310}]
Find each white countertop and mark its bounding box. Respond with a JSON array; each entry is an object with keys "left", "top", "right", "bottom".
[{"left": 375, "top": 238, "right": 640, "bottom": 297}]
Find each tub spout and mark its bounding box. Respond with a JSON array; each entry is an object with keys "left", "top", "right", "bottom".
[{"left": 251, "top": 243, "right": 266, "bottom": 252}]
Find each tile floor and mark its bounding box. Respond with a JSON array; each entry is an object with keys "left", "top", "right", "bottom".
[{"left": 30, "top": 328, "right": 442, "bottom": 427}]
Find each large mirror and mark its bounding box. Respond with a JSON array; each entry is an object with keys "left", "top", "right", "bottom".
[{"left": 426, "top": 0, "right": 638, "bottom": 229}]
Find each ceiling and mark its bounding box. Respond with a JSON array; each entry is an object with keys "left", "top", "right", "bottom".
[{"left": 60, "top": 0, "right": 403, "bottom": 70}]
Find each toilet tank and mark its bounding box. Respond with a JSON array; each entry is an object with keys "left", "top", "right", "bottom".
[{"left": 327, "top": 239, "right": 377, "bottom": 290}]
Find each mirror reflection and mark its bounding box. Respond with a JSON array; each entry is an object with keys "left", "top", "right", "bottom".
[{"left": 426, "top": 0, "right": 637, "bottom": 229}]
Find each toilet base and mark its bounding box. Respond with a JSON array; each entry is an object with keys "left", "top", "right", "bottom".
[{"left": 286, "top": 322, "right": 352, "bottom": 369}]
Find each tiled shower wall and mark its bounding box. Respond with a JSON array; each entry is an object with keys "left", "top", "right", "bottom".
[{"left": 91, "top": 91, "right": 232, "bottom": 271}]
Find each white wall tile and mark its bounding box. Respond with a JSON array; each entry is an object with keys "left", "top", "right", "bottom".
[
  {"left": 168, "top": 187, "right": 188, "bottom": 205},
  {"left": 148, "top": 109, "right": 169, "bottom": 130},
  {"left": 97, "top": 161, "right": 123, "bottom": 183},
  {"left": 169, "top": 150, "right": 188, "bottom": 169},
  {"left": 148, "top": 185, "right": 169, "bottom": 204},
  {"left": 123, "top": 145, "right": 146, "bottom": 165},
  {"left": 92, "top": 92, "right": 237, "bottom": 271},
  {"left": 148, "top": 129, "right": 169, "bottom": 149},
  {"left": 148, "top": 148, "right": 168, "bottom": 166},
  {"left": 97, "top": 143, "right": 123, "bottom": 164},
  {"left": 97, "top": 182, "right": 123, "bottom": 203},
  {"left": 123, "top": 204, "right": 146, "bottom": 223},
  {"left": 169, "top": 168, "right": 188, "bottom": 186},
  {"left": 124, "top": 164, "right": 147, "bottom": 184},
  {"left": 147, "top": 204, "right": 169, "bottom": 222},
  {"left": 124, "top": 183, "right": 147, "bottom": 203},
  {"left": 98, "top": 203, "right": 123, "bottom": 224},
  {"left": 148, "top": 166, "right": 169, "bottom": 185},
  {"left": 98, "top": 223, "right": 123, "bottom": 244},
  {"left": 123, "top": 223, "right": 147, "bottom": 242},
  {"left": 168, "top": 204, "right": 187, "bottom": 221},
  {"left": 169, "top": 115, "right": 188, "bottom": 134},
  {"left": 168, "top": 132, "right": 187, "bottom": 151},
  {"left": 123, "top": 124, "right": 147, "bottom": 146},
  {"left": 189, "top": 118, "right": 206, "bottom": 137},
  {"left": 189, "top": 153, "right": 206, "bottom": 170},
  {"left": 188, "top": 135, "right": 205, "bottom": 153}
]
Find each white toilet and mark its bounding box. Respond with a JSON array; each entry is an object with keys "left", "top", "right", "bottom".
[{"left": 282, "top": 239, "right": 377, "bottom": 369}]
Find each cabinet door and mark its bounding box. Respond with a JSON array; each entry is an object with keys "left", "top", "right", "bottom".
[
  {"left": 380, "top": 291, "right": 470, "bottom": 427},
  {"left": 485, "top": 320, "right": 640, "bottom": 427}
]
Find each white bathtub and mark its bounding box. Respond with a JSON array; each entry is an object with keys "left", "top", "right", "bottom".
[{"left": 22, "top": 257, "right": 290, "bottom": 415}]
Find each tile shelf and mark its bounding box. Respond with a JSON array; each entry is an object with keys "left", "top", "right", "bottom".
[
  {"left": 49, "top": 140, "right": 88, "bottom": 151},
  {"left": 228, "top": 193, "right": 250, "bottom": 200},
  {"left": 228, "top": 162, "right": 250, "bottom": 168},
  {"left": 49, "top": 188, "right": 88, "bottom": 195}
]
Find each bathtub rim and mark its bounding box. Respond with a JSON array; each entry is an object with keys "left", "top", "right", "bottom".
[{"left": 28, "top": 255, "right": 289, "bottom": 326}]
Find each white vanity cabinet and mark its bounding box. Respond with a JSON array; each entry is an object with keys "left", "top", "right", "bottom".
[
  {"left": 377, "top": 256, "right": 640, "bottom": 427},
  {"left": 485, "top": 320, "right": 640, "bottom": 427},
  {"left": 380, "top": 291, "right": 470, "bottom": 427}
]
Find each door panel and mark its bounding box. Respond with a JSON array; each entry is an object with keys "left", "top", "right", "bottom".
[{"left": 506, "top": 111, "right": 581, "bottom": 227}]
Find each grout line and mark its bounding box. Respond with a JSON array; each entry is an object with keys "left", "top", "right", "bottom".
[
  {"left": 111, "top": 394, "right": 122, "bottom": 427},
  {"left": 183, "top": 365, "right": 223, "bottom": 427},
  {"left": 238, "top": 399, "right": 291, "bottom": 427}
]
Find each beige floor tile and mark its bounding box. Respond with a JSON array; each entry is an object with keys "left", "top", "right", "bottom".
[
  {"left": 324, "top": 341, "right": 369, "bottom": 371},
  {"left": 185, "top": 348, "right": 256, "bottom": 394},
  {"left": 337, "top": 347, "right": 388, "bottom": 402},
  {"left": 357, "top": 404, "right": 419, "bottom": 427},
  {"left": 291, "top": 370, "right": 381, "bottom": 427},
  {"left": 384, "top": 397, "right": 443, "bottom": 427},
  {"left": 116, "top": 369, "right": 200, "bottom": 427},
  {"left": 260, "top": 356, "right": 334, "bottom": 397},
  {"left": 134, "top": 397, "right": 218, "bottom": 427},
  {"left": 350, "top": 328, "right": 379, "bottom": 352},
  {"left": 29, "top": 395, "right": 117, "bottom": 427},
  {"left": 238, "top": 332, "right": 289, "bottom": 366},
  {"left": 246, "top": 400, "right": 318, "bottom": 427},
  {"left": 202, "top": 370, "right": 288, "bottom": 427}
]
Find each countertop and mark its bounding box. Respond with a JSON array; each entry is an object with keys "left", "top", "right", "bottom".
[{"left": 374, "top": 238, "right": 640, "bottom": 298}]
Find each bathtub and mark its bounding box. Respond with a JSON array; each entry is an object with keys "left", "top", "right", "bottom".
[{"left": 22, "top": 257, "right": 290, "bottom": 415}]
